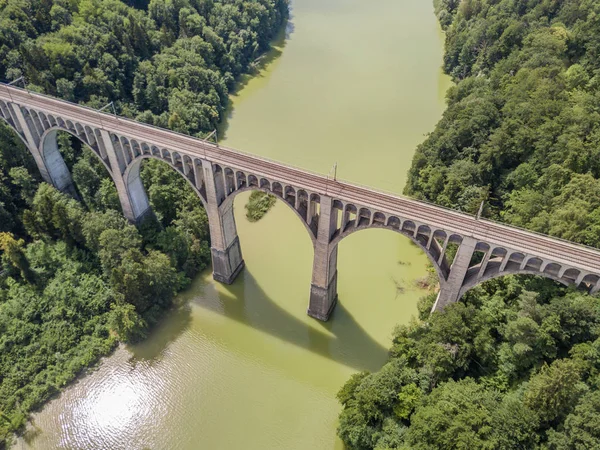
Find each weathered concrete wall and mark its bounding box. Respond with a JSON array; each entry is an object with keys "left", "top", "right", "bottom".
[
  {"left": 5, "top": 86, "right": 600, "bottom": 323},
  {"left": 42, "top": 130, "right": 76, "bottom": 194},
  {"left": 10, "top": 105, "right": 53, "bottom": 184},
  {"left": 202, "top": 159, "right": 245, "bottom": 285},
  {"left": 123, "top": 159, "right": 151, "bottom": 220},
  {"left": 308, "top": 196, "right": 339, "bottom": 321},
  {"left": 99, "top": 130, "right": 142, "bottom": 223},
  {"left": 432, "top": 237, "right": 476, "bottom": 312}
]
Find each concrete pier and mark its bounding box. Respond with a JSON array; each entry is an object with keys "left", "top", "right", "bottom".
[
  {"left": 202, "top": 159, "right": 245, "bottom": 285},
  {"left": 3, "top": 83, "right": 600, "bottom": 322},
  {"left": 308, "top": 196, "right": 339, "bottom": 321},
  {"left": 432, "top": 237, "right": 476, "bottom": 312}
]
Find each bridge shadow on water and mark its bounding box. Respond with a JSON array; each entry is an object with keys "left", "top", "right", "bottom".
[
  {"left": 128, "top": 303, "right": 194, "bottom": 363},
  {"left": 129, "top": 267, "right": 389, "bottom": 373},
  {"left": 196, "top": 269, "right": 388, "bottom": 373}
]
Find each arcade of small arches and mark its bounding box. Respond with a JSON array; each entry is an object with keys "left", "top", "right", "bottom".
[{"left": 2, "top": 96, "right": 600, "bottom": 322}]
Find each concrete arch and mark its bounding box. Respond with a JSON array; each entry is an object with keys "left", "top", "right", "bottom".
[
  {"left": 47, "top": 113, "right": 58, "bottom": 128},
  {"left": 220, "top": 185, "right": 318, "bottom": 245},
  {"left": 260, "top": 177, "right": 271, "bottom": 190},
  {"left": 417, "top": 224, "right": 432, "bottom": 237},
  {"left": 459, "top": 268, "right": 572, "bottom": 299},
  {"left": 330, "top": 223, "right": 450, "bottom": 285},
  {"left": 248, "top": 174, "right": 259, "bottom": 187},
  {"left": 504, "top": 251, "right": 525, "bottom": 270},
  {"left": 343, "top": 204, "right": 358, "bottom": 230},
  {"left": 224, "top": 168, "right": 236, "bottom": 195},
  {"left": 474, "top": 241, "right": 491, "bottom": 253},
  {"left": 543, "top": 263, "right": 562, "bottom": 277},
  {"left": 284, "top": 185, "right": 296, "bottom": 206},
  {"left": 6, "top": 119, "right": 114, "bottom": 197},
  {"left": 582, "top": 274, "right": 600, "bottom": 286},
  {"left": 524, "top": 256, "right": 543, "bottom": 271},
  {"left": 357, "top": 208, "right": 371, "bottom": 227},
  {"left": 125, "top": 155, "right": 208, "bottom": 218},
  {"left": 39, "top": 126, "right": 110, "bottom": 170},
  {"left": 29, "top": 110, "right": 45, "bottom": 137},
  {"left": 296, "top": 189, "right": 309, "bottom": 217},
  {"left": 272, "top": 182, "right": 283, "bottom": 197},
  {"left": 0, "top": 118, "right": 130, "bottom": 216},
  {"left": 236, "top": 171, "right": 247, "bottom": 188},
  {"left": 0, "top": 101, "right": 17, "bottom": 129},
  {"left": 39, "top": 128, "right": 78, "bottom": 193}
]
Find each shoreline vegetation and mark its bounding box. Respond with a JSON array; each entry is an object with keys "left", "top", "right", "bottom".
[
  {"left": 337, "top": 1, "right": 600, "bottom": 449},
  {"left": 0, "top": 0, "right": 288, "bottom": 447}
]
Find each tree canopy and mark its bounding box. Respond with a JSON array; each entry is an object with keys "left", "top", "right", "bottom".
[
  {"left": 338, "top": 1, "right": 600, "bottom": 448},
  {"left": 0, "top": 0, "right": 288, "bottom": 446}
]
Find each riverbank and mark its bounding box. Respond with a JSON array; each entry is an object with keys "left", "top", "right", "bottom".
[
  {"left": 14, "top": 1, "right": 450, "bottom": 448},
  {"left": 1, "top": 1, "right": 289, "bottom": 447}
]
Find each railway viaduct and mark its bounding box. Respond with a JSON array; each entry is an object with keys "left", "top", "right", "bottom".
[{"left": 3, "top": 83, "right": 600, "bottom": 321}]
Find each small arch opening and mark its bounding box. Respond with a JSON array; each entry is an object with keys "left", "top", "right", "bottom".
[
  {"left": 562, "top": 268, "right": 580, "bottom": 283},
  {"left": 357, "top": 208, "right": 371, "bottom": 227},
  {"left": 272, "top": 182, "right": 283, "bottom": 197},
  {"left": 248, "top": 174, "right": 259, "bottom": 188},
  {"left": 543, "top": 263, "right": 562, "bottom": 278},
  {"left": 372, "top": 212, "right": 386, "bottom": 226},
  {"left": 284, "top": 186, "right": 296, "bottom": 206},
  {"left": 387, "top": 216, "right": 401, "bottom": 230},
  {"left": 401, "top": 220, "right": 416, "bottom": 235},
  {"left": 524, "top": 257, "right": 543, "bottom": 272},
  {"left": 343, "top": 204, "right": 358, "bottom": 230}
]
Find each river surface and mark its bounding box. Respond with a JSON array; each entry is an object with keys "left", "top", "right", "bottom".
[{"left": 16, "top": 1, "right": 450, "bottom": 448}]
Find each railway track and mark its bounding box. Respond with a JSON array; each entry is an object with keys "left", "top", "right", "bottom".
[{"left": 3, "top": 84, "right": 600, "bottom": 273}]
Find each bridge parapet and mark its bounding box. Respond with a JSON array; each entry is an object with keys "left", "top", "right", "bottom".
[{"left": 2, "top": 83, "right": 600, "bottom": 321}]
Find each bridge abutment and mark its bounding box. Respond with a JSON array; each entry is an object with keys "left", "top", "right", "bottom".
[
  {"left": 203, "top": 160, "right": 245, "bottom": 285},
  {"left": 432, "top": 236, "right": 476, "bottom": 312},
  {"left": 308, "top": 196, "right": 339, "bottom": 321}
]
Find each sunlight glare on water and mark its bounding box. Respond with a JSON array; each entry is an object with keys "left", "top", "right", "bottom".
[{"left": 16, "top": 1, "right": 451, "bottom": 449}]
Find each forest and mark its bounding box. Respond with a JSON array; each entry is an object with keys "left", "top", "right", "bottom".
[
  {"left": 337, "top": 0, "right": 600, "bottom": 448},
  {"left": 0, "top": 0, "right": 287, "bottom": 446}
]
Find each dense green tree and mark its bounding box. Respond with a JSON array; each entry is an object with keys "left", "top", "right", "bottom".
[
  {"left": 338, "top": 277, "right": 600, "bottom": 448},
  {"left": 22, "top": 183, "right": 85, "bottom": 246},
  {"left": 404, "top": 379, "right": 498, "bottom": 449},
  {"left": 110, "top": 248, "right": 179, "bottom": 313},
  {"left": 334, "top": 2, "right": 600, "bottom": 447},
  {"left": 98, "top": 226, "right": 143, "bottom": 273},
  {"left": 0, "top": 0, "right": 288, "bottom": 445},
  {"left": 524, "top": 359, "right": 587, "bottom": 426},
  {"left": 107, "top": 300, "right": 147, "bottom": 341},
  {"left": 8, "top": 167, "right": 37, "bottom": 206},
  {"left": 0, "top": 233, "right": 32, "bottom": 282},
  {"left": 547, "top": 390, "right": 600, "bottom": 449}
]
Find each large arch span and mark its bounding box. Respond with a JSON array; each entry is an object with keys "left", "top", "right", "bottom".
[{"left": 3, "top": 83, "right": 600, "bottom": 320}]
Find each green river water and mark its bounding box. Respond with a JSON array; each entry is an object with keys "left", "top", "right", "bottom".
[{"left": 16, "top": 1, "right": 450, "bottom": 448}]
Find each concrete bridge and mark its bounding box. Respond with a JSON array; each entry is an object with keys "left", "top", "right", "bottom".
[{"left": 2, "top": 84, "right": 600, "bottom": 321}]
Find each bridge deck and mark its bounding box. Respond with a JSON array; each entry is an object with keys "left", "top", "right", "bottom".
[{"left": 3, "top": 84, "right": 600, "bottom": 274}]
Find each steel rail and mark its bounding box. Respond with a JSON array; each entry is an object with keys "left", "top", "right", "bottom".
[{"left": 2, "top": 83, "right": 600, "bottom": 273}]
